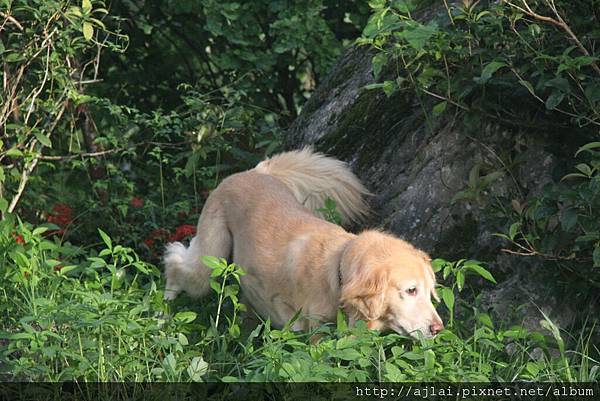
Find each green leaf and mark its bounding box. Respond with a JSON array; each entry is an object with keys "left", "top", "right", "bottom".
[
  {"left": 478, "top": 61, "right": 507, "bottom": 83},
  {"left": 336, "top": 336, "right": 360, "bottom": 350},
  {"left": 163, "top": 353, "right": 177, "bottom": 373},
  {"left": 575, "top": 163, "right": 592, "bottom": 177},
  {"left": 98, "top": 229, "right": 112, "bottom": 249},
  {"left": 424, "top": 349, "right": 435, "bottom": 370},
  {"left": 56, "top": 265, "right": 77, "bottom": 275},
  {"left": 539, "top": 312, "right": 564, "bottom": 354},
  {"left": 584, "top": 83, "right": 600, "bottom": 103},
  {"left": 364, "top": 83, "right": 386, "bottom": 91},
  {"left": 432, "top": 101, "right": 447, "bottom": 116},
  {"left": 173, "top": 311, "right": 197, "bottom": 323},
  {"left": 209, "top": 279, "right": 221, "bottom": 293},
  {"left": 456, "top": 269, "right": 465, "bottom": 291},
  {"left": 371, "top": 52, "right": 387, "bottom": 79},
  {"left": 394, "top": 0, "right": 417, "bottom": 13},
  {"left": 336, "top": 309, "right": 348, "bottom": 332},
  {"left": 526, "top": 362, "right": 540, "bottom": 377},
  {"left": 441, "top": 287, "right": 454, "bottom": 312},
  {"left": 574, "top": 56, "right": 599, "bottom": 68},
  {"left": 593, "top": 246, "right": 600, "bottom": 268},
  {"left": 561, "top": 173, "right": 589, "bottom": 181},
  {"left": 463, "top": 262, "right": 496, "bottom": 283},
  {"left": 560, "top": 207, "right": 578, "bottom": 232},
  {"left": 477, "top": 313, "right": 494, "bottom": 329},
  {"left": 83, "top": 22, "right": 94, "bottom": 41},
  {"left": 442, "top": 263, "right": 451, "bottom": 279},
  {"left": 5, "top": 53, "right": 25, "bottom": 63},
  {"left": 384, "top": 361, "right": 405, "bottom": 381},
  {"left": 398, "top": 22, "right": 438, "bottom": 51},
  {"left": 6, "top": 148, "right": 23, "bottom": 157},
  {"left": 544, "top": 77, "right": 570, "bottom": 93},
  {"left": 34, "top": 131, "right": 52, "bottom": 148},
  {"left": 187, "top": 357, "right": 208, "bottom": 382},
  {"left": 368, "top": 0, "right": 386, "bottom": 10},
  {"left": 32, "top": 227, "right": 48, "bottom": 236},
  {"left": 382, "top": 80, "right": 396, "bottom": 97},
  {"left": 178, "top": 333, "right": 188, "bottom": 346},
  {"left": 545, "top": 90, "right": 565, "bottom": 110},
  {"left": 431, "top": 258, "right": 446, "bottom": 273},
  {"left": 575, "top": 142, "right": 600, "bottom": 156},
  {"left": 468, "top": 164, "right": 480, "bottom": 189},
  {"left": 335, "top": 348, "right": 362, "bottom": 361},
  {"left": 508, "top": 222, "right": 520, "bottom": 240},
  {"left": 575, "top": 233, "right": 599, "bottom": 243},
  {"left": 202, "top": 255, "right": 226, "bottom": 270},
  {"left": 82, "top": 0, "right": 92, "bottom": 12}
]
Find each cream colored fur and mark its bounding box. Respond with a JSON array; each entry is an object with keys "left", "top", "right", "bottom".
[
  {"left": 254, "top": 147, "right": 370, "bottom": 224},
  {"left": 164, "top": 148, "right": 443, "bottom": 337}
]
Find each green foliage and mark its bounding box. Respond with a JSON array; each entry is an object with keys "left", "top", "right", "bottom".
[
  {"left": 1, "top": 223, "right": 597, "bottom": 381},
  {"left": 360, "top": 0, "right": 600, "bottom": 128},
  {"left": 0, "top": 0, "right": 126, "bottom": 217},
  {"left": 359, "top": 0, "right": 600, "bottom": 292},
  {"left": 496, "top": 142, "right": 600, "bottom": 284},
  {"left": 316, "top": 197, "right": 344, "bottom": 225},
  {"left": 0, "top": 0, "right": 368, "bottom": 263},
  {"left": 99, "top": 0, "right": 369, "bottom": 117}
]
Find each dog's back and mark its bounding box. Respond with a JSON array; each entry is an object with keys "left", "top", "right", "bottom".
[
  {"left": 163, "top": 148, "right": 369, "bottom": 325},
  {"left": 214, "top": 169, "right": 347, "bottom": 273}
]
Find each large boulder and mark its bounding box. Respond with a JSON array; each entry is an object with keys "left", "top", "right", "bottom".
[{"left": 285, "top": 43, "right": 576, "bottom": 330}]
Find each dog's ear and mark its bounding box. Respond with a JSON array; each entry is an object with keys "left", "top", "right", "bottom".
[
  {"left": 340, "top": 265, "right": 388, "bottom": 321},
  {"left": 418, "top": 250, "right": 440, "bottom": 302}
]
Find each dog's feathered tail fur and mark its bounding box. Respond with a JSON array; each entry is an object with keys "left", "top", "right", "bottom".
[{"left": 254, "top": 147, "right": 370, "bottom": 224}]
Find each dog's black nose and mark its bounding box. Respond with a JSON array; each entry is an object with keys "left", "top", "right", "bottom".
[{"left": 430, "top": 321, "right": 444, "bottom": 336}]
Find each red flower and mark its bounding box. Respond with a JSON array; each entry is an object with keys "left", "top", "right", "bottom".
[
  {"left": 12, "top": 232, "right": 25, "bottom": 244},
  {"left": 47, "top": 203, "right": 73, "bottom": 230},
  {"left": 54, "top": 265, "right": 63, "bottom": 272},
  {"left": 130, "top": 197, "right": 144, "bottom": 208},
  {"left": 169, "top": 224, "right": 196, "bottom": 242},
  {"left": 144, "top": 228, "right": 170, "bottom": 250}
]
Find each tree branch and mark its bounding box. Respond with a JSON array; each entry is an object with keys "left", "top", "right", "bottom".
[
  {"left": 0, "top": 10, "right": 24, "bottom": 31},
  {"left": 503, "top": 0, "right": 600, "bottom": 76},
  {"left": 7, "top": 141, "right": 40, "bottom": 214}
]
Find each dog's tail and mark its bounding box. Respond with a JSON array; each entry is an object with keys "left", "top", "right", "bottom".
[{"left": 254, "top": 147, "right": 369, "bottom": 224}]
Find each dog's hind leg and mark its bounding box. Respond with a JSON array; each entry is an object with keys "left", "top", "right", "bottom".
[{"left": 164, "top": 199, "right": 232, "bottom": 300}]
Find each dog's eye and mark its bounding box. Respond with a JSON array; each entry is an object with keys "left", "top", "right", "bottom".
[{"left": 406, "top": 287, "right": 417, "bottom": 296}]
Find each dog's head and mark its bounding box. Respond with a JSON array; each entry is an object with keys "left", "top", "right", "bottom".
[{"left": 339, "top": 230, "right": 444, "bottom": 338}]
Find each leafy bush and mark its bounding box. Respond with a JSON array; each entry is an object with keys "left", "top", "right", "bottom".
[
  {"left": 359, "top": 0, "right": 600, "bottom": 293},
  {"left": 98, "top": 0, "right": 370, "bottom": 117},
  {"left": 1, "top": 0, "right": 367, "bottom": 264}
]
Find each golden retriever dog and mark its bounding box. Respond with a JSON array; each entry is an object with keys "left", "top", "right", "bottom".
[{"left": 164, "top": 148, "right": 444, "bottom": 338}]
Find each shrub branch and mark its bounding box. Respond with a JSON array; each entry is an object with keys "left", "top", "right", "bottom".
[{"left": 502, "top": 0, "right": 600, "bottom": 76}]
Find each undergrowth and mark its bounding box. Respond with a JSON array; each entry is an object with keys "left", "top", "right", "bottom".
[{"left": 1, "top": 217, "right": 598, "bottom": 382}]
